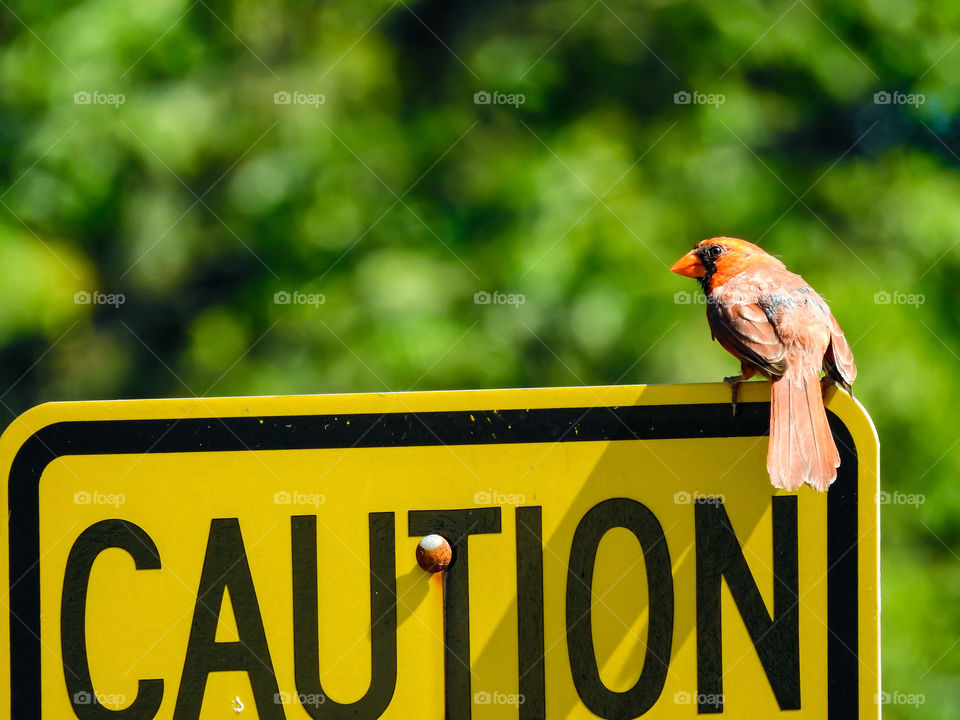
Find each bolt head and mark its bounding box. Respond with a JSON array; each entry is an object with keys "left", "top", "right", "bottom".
[{"left": 416, "top": 534, "right": 452, "bottom": 573}]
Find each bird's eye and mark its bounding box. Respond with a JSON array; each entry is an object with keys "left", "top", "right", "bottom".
[{"left": 709, "top": 245, "right": 723, "bottom": 258}]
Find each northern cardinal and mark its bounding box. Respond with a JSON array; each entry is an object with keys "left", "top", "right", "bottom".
[{"left": 670, "top": 237, "right": 857, "bottom": 491}]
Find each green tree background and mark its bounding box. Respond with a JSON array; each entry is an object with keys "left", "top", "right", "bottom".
[{"left": 1, "top": 0, "right": 958, "bottom": 715}]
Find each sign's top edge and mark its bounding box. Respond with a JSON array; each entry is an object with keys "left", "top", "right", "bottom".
[{"left": 0, "top": 381, "right": 876, "bottom": 461}]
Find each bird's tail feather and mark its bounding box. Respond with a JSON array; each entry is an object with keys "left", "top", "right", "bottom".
[{"left": 768, "top": 372, "right": 840, "bottom": 491}]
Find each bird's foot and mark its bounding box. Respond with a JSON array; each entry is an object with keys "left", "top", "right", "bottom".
[
  {"left": 723, "top": 375, "right": 743, "bottom": 416},
  {"left": 820, "top": 376, "right": 853, "bottom": 400},
  {"left": 820, "top": 376, "right": 834, "bottom": 400}
]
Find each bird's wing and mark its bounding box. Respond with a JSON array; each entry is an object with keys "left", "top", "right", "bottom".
[
  {"left": 822, "top": 312, "right": 857, "bottom": 388},
  {"left": 708, "top": 301, "right": 788, "bottom": 377}
]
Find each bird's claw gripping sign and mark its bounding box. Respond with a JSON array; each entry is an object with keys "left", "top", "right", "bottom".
[{"left": 0, "top": 383, "right": 879, "bottom": 719}]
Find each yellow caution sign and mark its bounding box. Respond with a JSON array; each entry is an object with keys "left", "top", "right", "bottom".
[{"left": 0, "top": 382, "right": 879, "bottom": 719}]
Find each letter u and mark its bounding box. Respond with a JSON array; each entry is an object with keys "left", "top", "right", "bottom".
[{"left": 291, "top": 513, "right": 397, "bottom": 719}]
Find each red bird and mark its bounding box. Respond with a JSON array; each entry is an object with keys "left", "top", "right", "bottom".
[{"left": 670, "top": 237, "right": 857, "bottom": 491}]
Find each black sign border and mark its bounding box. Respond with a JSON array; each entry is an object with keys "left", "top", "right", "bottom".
[{"left": 7, "top": 401, "right": 860, "bottom": 718}]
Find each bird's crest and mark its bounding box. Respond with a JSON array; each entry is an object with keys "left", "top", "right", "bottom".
[{"left": 695, "top": 237, "right": 769, "bottom": 256}]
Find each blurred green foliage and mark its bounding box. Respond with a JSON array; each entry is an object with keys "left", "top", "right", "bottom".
[{"left": 1, "top": 0, "right": 959, "bottom": 715}]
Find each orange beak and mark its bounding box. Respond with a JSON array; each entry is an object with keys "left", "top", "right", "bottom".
[{"left": 670, "top": 249, "right": 706, "bottom": 278}]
